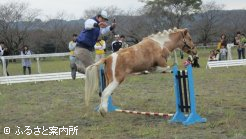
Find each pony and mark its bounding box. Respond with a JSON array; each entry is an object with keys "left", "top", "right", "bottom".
[{"left": 85, "top": 28, "right": 197, "bottom": 116}]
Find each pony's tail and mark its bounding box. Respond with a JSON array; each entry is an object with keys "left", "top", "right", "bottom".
[{"left": 84, "top": 59, "right": 105, "bottom": 106}]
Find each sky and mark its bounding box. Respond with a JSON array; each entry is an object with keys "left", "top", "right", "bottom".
[{"left": 1, "top": 0, "right": 246, "bottom": 20}]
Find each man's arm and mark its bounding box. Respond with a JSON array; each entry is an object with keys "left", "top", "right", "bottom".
[
  {"left": 100, "top": 26, "right": 111, "bottom": 35},
  {"left": 101, "top": 23, "right": 116, "bottom": 35},
  {"left": 84, "top": 19, "right": 97, "bottom": 30}
]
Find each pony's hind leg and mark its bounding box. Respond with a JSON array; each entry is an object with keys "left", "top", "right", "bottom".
[{"left": 99, "top": 80, "right": 119, "bottom": 116}]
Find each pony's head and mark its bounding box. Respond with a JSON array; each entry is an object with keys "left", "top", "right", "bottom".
[
  {"left": 148, "top": 28, "right": 197, "bottom": 56},
  {"left": 171, "top": 28, "right": 197, "bottom": 55}
]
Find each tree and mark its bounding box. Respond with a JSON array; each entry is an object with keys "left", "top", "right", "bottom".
[
  {"left": 140, "top": 0, "right": 202, "bottom": 29},
  {"left": 222, "top": 10, "right": 246, "bottom": 41},
  {"left": 0, "top": 2, "right": 39, "bottom": 54},
  {"left": 191, "top": 1, "right": 224, "bottom": 45},
  {"left": 44, "top": 12, "right": 71, "bottom": 53},
  {"left": 83, "top": 6, "right": 124, "bottom": 21}
]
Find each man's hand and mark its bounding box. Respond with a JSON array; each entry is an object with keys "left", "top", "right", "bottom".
[{"left": 98, "top": 22, "right": 108, "bottom": 28}]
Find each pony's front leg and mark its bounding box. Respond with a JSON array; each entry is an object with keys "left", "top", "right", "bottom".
[{"left": 99, "top": 81, "right": 119, "bottom": 116}]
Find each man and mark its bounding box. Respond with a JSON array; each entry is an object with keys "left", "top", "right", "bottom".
[
  {"left": 75, "top": 10, "right": 116, "bottom": 74},
  {"left": 234, "top": 31, "right": 244, "bottom": 59},
  {"left": 0, "top": 42, "right": 10, "bottom": 76},
  {"left": 68, "top": 34, "right": 77, "bottom": 79},
  {"left": 111, "top": 34, "right": 122, "bottom": 52},
  {"left": 240, "top": 33, "right": 246, "bottom": 59},
  {"left": 120, "top": 35, "right": 128, "bottom": 48}
]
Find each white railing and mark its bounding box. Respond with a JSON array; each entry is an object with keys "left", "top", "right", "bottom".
[
  {"left": 206, "top": 59, "right": 246, "bottom": 69},
  {"left": 0, "top": 72, "right": 85, "bottom": 85},
  {"left": 0, "top": 52, "right": 87, "bottom": 84},
  {"left": 1, "top": 53, "right": 70, "bottom": 76}
]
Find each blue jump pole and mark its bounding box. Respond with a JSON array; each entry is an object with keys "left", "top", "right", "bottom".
[
  {"left": 182, "top": 65, "right": 207, "bottom": 125},
  {"left": 169, "top": 64, "right": 206, "bottom": 125},
  {"left": 169, "top": 65, "right": 187, "bottom": 123},
  {"left": 96, "top": 64, "right": 119, "bottom": 112}
]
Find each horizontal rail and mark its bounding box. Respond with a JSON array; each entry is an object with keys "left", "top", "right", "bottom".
[
  {"left": 115, "top": 109, "right": 174, "bottom": 117},
  {"left": 206, "top": 59, "right": 246, "bottom": 69},
  {"left": 0, "top": 52, "right": 69, "bottom": 60},
  {"left": 0, "top": 72, "right": 85, "bottom": 85}
]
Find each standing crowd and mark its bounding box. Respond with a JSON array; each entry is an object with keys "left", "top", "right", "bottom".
[
  {"left": 0, "top": 42, "right": 32, "bottom": 76},
  {"left": 208, "top": 31, "right": 246, "bottom": 61}
]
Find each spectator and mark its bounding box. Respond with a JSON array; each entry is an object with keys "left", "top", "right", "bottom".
[
  {"left": 74, "top": 10, "right": 116, "bottom": 74},
  {"left": 192, "top": 54, "right": 200, "bottom": 68},
  {"left": 120, "top": 35, "right": 128, "bottom": 48},
  {"left": 220, "top": 45, "right": 227, "bottom": 60},
  {"left": 94, "top": 37, "right": 106, "bottom": 62},
  {"left": 217, "top": 34, "right": 227, "bottom": 50},
  {"left": 111, "top": 34, "right": 122, "bottom": 52},
  {"left": 183, "top": 56, "right": 192, "bottom": 68},
  {"left": 1, "top": 42, "right": 10, "bottom": 76},
  {"left": 240, "top": 33, "right": 246, "bottom": 59},
  {"left": 217, "top": 34, "right": 227, "bottom": 60},
  {"left": 68, "top": 33, "right": 77, "bottom": 80},
  {"left": 21, "top": 45, "right": 32, "bottom": 75},
  {"left": 208, "top": 50, "right": 219, "bottom": 61},
  {"left": 234, "top": 31, "right": 244, "bottom": 59}
]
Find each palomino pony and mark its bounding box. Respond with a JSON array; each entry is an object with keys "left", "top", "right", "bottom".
[{"left": 85, "top": 28, "right": 197, "bottom": 116}]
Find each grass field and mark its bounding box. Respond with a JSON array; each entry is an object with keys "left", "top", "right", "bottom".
[{"left": 0, "top": 48, "right": 245, "bottom": 139}]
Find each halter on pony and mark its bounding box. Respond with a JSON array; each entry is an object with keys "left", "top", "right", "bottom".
[{"left": 181, "top": 32, "right": 195, "bottom": 53}]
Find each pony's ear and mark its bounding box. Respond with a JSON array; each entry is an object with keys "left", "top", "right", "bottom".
[{"left": 184, "top": 28, "right": 188, "bottom": 35}]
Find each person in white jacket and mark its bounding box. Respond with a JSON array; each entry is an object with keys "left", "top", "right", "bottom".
[{"left": 21, "top": 45, "right": 32, "bottom": 75}]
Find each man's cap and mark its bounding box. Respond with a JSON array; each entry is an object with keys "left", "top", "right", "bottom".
[
  {"left": 99, "top": 10, "right": 108, "bottom": 21},
  {"left": 114, "top": 34, "right": 120, "bottom": 38}
]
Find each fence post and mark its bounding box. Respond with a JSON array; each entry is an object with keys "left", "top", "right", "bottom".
[
  {"left": 36, "top": 57, "right": 41, "bottom": 74},
  {"left": 1, "top": 57, "right": 7, "bottom": 76}
]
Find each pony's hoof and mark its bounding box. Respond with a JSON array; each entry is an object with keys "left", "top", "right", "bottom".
[
  {"left": 99, "top": 110, "right": 106, "bottom": 117},
  {"left": 99, "top": 106, "right": 107, "bottom": 117}
]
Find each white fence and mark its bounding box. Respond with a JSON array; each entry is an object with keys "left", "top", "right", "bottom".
[
  {"left": 1, "top": 53, "right": 70, "bottom": 76},
  {"left": 206, "top": 59, "right": 246, "bottom": 69},
  {"left": 0, "top": 53, "right": 85, "bottom": 84},
  {"left": 0, "top": 72, "right": 85, "bottom": 85}
]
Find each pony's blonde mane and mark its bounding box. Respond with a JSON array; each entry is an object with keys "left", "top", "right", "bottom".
[{"left": 148, "top": 27, "right": 179, "bottom": 48}]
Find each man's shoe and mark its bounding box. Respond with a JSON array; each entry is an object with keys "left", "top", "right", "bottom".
[{"left": 71, "top": 69, "right": 76, "bottom": 80}]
